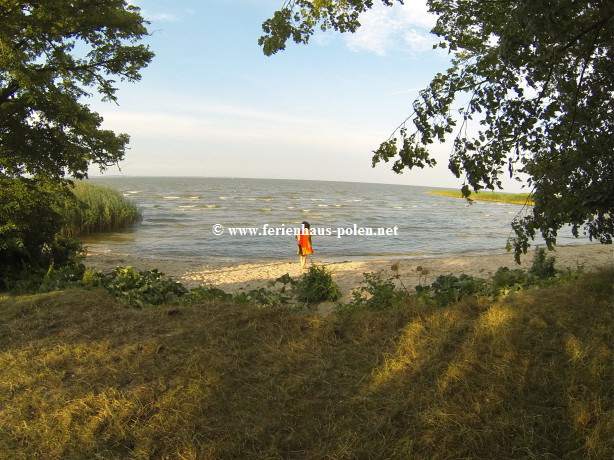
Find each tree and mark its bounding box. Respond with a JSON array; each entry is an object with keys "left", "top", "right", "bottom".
[
  {"left": 260, "top": 0, "right": 614, "bottom": 261},
  {"left": 0, "top": 0, "right": 153, "bottom": 284},
  {"left": 1, "top": 0, "right": 153, "bottom": 181}
]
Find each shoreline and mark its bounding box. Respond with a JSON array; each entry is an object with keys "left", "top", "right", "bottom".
[{"left": 84, "top": 243, "right": 613, "bottom": 304}]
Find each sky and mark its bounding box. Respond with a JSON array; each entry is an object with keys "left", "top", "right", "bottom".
[{"left": 90, "top": 0, "right": 512, "bottom": 189}]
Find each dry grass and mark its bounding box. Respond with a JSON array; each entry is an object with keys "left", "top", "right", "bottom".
[{"left": 0, "top": 268, "right": 612, "bottom": 459}]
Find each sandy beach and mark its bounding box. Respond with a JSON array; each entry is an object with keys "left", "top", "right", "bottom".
[{"left": 85, "top": 243, "right": 613, "bottom": 304}]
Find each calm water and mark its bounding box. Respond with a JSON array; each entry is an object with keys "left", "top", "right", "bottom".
[{"left": 83, "top": 177, "right": 585, "bottom": 264}]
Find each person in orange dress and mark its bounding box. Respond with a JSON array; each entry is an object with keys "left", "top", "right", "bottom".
[{"left": 296, "top": 221, "right": 313, "bottom": 269}]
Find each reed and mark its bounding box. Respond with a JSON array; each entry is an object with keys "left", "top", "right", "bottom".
[
  {"left": 60, "top": 182, "right": 142, "bottom": 237},
  {"left": 0, "top": 267, "right": 611, "bottom": 459},
  {"left": 429, "top": 189, "right": 534, "bottom": 205}
]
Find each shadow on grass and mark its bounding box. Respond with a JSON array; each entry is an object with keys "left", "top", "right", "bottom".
[{"left": 0, "top": 268, "right": 612, "bottom": 459}]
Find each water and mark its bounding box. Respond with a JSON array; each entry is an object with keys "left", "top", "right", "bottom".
[{"left": 83, "top": 177, "right": 585, "bottom": 264}]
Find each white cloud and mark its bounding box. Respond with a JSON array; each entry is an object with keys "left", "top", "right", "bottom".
[
  {"left": 344, "top": 1, "right": 437, "bottom": 56},
  {"left": 147, "top": 12, "right": 179, "bottom": 22},
  {"left": 96, "top": 107, "right": 397, "bottom": 182},
  {"left": 127, "top": 1, "right": 179, "bottom": 22}
]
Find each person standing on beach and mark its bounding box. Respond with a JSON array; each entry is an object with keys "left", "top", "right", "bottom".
[{"left": 297, "top": 221, "right": 313, "bottom": 269}]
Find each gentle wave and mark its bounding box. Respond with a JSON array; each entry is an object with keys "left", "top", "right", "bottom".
[{"left": 85, "top": 177, "right": 585, "bottom": 263}]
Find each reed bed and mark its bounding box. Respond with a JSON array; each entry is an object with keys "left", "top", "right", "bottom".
[
  {"left": 429, "top": 189, "right": 534, "bottom": 205},
  {"left": 60, "top": 182, "right": 142, "bottom": 237},
  {"left": 0, "top": 267, "right": 611, "bottom": 459}
]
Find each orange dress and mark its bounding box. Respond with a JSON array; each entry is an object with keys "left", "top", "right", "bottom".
[{"left": 298, "top": 233, "right": 313, "bottom": 255}]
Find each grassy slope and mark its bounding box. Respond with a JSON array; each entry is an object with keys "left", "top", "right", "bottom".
[
  {"left": 428, "top": 189, "right": 534, "bottom": 205},
  {"left": 1, "top": 269, "right": 612, "bottom": 459}
]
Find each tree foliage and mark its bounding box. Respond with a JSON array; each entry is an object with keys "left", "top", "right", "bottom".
[
  {"left": 260, "top": 0, "right": 614, "bottom": 260},
  {"left": 0, "top": 0, "right": 153, "bottom": 285},
  {"left": 0, "top": 177, "right": 75, "bottom": 289},
  {"left": 0, "top": 0, "right": 153, "bottom": 180}
]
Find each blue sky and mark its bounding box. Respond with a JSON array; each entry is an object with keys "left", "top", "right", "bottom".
[{"left": 91, "top": 0, "right": 495, "bottom": 189}]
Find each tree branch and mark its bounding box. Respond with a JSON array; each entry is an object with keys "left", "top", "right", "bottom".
[
  {"left": 557, "top": 13, "right": 614, "bottom": 53},
  {"left": 0, "top": 82, "right": 20, "bottom": 105}
]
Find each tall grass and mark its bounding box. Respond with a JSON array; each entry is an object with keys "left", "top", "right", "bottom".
[
  {"left": 0, "top": 267, "right": 611, "bottom": 459},
  {"left": 429, "top": 189, "right": 534, "bottom": 205},
  {"left": 60, "top": 182, "right": 142, "bottom": 237}
]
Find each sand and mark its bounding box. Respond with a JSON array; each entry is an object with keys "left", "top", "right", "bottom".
[{"left": 85, "top": 244, "right": 613, "bottom": 305}]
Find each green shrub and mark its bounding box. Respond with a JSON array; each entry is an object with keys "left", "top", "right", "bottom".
[
  {"left": 529, "top": 247, "right": 557, "bottom": 279},
  {"left": 0, "top": 177, "right": 70, "bottom": 289},
  {"left": 415, "top": 249, "right": 563, "bottom": 306},
  {"left": 488, "top": 266, "right": 531, "bottom": 298},
  {"left": 295, "top": 266, "right": 340, "bottom": 304},
  {"left": 0, "top": 175, "right": 89, "bottom": 292},
  {"left": 183, "top": 285, "right": 234, "bottom": 303},
  {"left": 0, "top": 178, "right": 139, "bottom": 291},
  {"left": 37, "top": 263, "right": 87, "bottom": 293},
  {"left": 347, "top": 271, "right": 407, "bottom": 311},
  {"left": 417, "top": 273, "right": 486, "bottom": 307},
  {"left": 233, "top": 287, "right": 293, "bottom": 308},
  {"left": 98, "top": 266, "right": 188, "bottom": 307}
]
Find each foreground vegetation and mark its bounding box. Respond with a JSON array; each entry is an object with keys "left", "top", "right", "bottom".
[
  {"left": 1, "top": 180, "right": 140, "bottom": 291},
  {"left": 429, "top": 189, "right": 534, "bottom": 205},
  {"left": 1, "top": 261, "right": 612, "bottom": 459}
]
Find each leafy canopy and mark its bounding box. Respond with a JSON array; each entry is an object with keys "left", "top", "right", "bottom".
[
  {"left": 260, "top": 0, "right": 614, "bottom": 260},
  {"left": 0, "top": 0, "right": 153, "bottom": 285},
  {"left": 0, "top": 0, "right": 154, "bottom": 180}
]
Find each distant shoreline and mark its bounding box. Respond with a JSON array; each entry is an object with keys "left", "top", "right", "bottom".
[{"left": 428, "top": 189, "right": 534, "bottom": 206}]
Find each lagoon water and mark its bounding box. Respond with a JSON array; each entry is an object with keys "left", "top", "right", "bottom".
[{"left": 84, "top": 177, "right": 585, "bottom": 265}]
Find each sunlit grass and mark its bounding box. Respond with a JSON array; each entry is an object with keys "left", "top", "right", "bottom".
[
  {"left": 0, "top": 268, "right": 612, "bottom": 459},
  {"left": 59, "top": 182, "right": 141, "bottom": 237},
  {"left": 429, "top": 189, "right": 534, "bottom": 205}
]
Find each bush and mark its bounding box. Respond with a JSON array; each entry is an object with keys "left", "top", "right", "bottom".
[
  {"left": 37, "top": 263, "right": 87, "bottom": 293},
  {"left": 183, "top": 285, "right": 234, "bottom": 303},
  {"left": 233, "top": 287, "right": 293, "bottom": 308},
  {"left": 0, "top": 177, "right": 138, "bottom": 291},
  {"left": 416, "top": 273, "right": 486, "bottom": 307},
  {"left": 91, "top": 268, "right": 295, "bottom": 308},
  {"left": 488, "top": 266, "right": 531, "bottom": 298},
  {"left": 529, "top": 247, "right": 557, "bottom": 279},
  {"left": 295, "top": 266, "right": 340, "bottom": 304},
  {"left": 415, "top": 248, "right": 562, "bottom": 306},
  {"left": 433, "top": 273, "right": 485, "bottom": 306},
  {"left": 0, "top": 177, "right": 70, "bottom": 289},
  {"left": 98, "top": 266, "right": 188, "bottom": 307},
  {"left": 347, "top": 271, "right": 408, "bottom": 311}
]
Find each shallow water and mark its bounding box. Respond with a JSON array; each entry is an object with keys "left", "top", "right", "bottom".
[{"left": 83, "top": 177, "right": 585, "bottom": 264}]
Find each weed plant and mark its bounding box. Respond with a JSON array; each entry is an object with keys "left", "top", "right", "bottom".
[
  {"left": 294, "top": 265, "right": 341, "bottom": 304},
  {"left": 10, "top": 264, "right": 343, "bottom": 309},
  {"left": 344, "top": 270, "right": 409, "bottom": 312},
  {"left": 233, "top": 287, "right": 293, "bottom": 308},
  {"left": 339, "top": 248, "right": 572, "bottom": 312},
  {"left": 95, "top": 266, "right": 189, "bottom": 307},
  {"left": 529, "top": 247, "right": 557, "bottom": 278}
]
